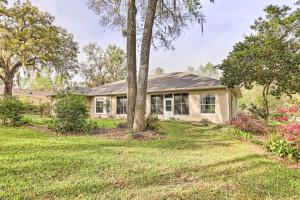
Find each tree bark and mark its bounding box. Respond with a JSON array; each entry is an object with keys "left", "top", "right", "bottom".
[
  {"left": 262, "top": 85, "right": 270, "bottom": 125},
  {"left": 133, "top": 0, "right": 158, "bottom": 132},
  {"left": 3, "top": 72, "right": 13, "bottom": 96},
  {"left": 126, "top": 0, "right": 137, "bottom": 128}
]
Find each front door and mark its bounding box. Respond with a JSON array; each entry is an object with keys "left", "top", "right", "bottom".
[{"left": 164, "top": 97, "right": 173, "bottom": 120}]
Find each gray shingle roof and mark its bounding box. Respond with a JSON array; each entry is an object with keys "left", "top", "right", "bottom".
[{"left": 68, "top": 72, "right": 224, "bottom": 96}]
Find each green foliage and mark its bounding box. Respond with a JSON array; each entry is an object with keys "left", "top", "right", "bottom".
[
  {"left": 38, "top": 102, "right": 51, "bottom": 117},
  {"left": 232, "top": 128, "right": 253, "bottom": 140},
  {"left": 154, "top": 67, "right": 165, "bottom": 75},
  {"left": 197, "top": 62, "right": 220, "bottom": 79},
  {"left": 80, "top": 43, "right": 126, "bottom": 87},
  {"left": 229, "top": 127, "right": 263, "bottom": 145},
  {"left": 186, "top": 62, "right": 220, "bottom": 79},
  {"left": 22, "top": 115, "right": 52, "bottom": 126},
  {"left": 248, "top": 103, "right": 266, "bottom": 119},
  {"left": 219, "top": 4, "right": 300, "bottom": 122},
  {"left": 146, "top": 113, "right": 159, "bottom": 131},
  {"left": 52, "top": 94, "right": 91, "bottom": 133},
  {"left": 266, "top": 134, "right": 300, "bottom": 160},
  {"left": 0, "top": 1, "right": 78, "bottom": 94},
  {"left": 82, "top": 119, "right": 98, "bottom": 134},
  {"left": 0, "top": 97, "right": 26, "bottom": 126}
]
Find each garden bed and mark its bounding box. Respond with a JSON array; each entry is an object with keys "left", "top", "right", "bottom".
[{"left": 26, "top": 124, "right": 165, "bottom": 141}]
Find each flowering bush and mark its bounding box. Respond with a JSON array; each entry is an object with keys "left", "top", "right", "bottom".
[
  {"left": 273, "top": 106, "right": 299, "bottom": 123},
  {"left": 278, "top": 123, "right": 300, "bottom": 150},
  {"left": 231, "top": 114, "right": 267, "bottom": 135}
]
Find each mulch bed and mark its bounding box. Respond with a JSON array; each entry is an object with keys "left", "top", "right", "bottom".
[
  {"left": 94, "top": 127, "right": 165, "bottom": 140},
  {"left": 25, "top": 125, "right": 165, "bottom": 141}
]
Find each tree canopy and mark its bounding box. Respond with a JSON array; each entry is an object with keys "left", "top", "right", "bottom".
[
  {"left": 219, "top": 3, "right": 300, "bottom": 122},
  {"left": 153, "top": 67, "right": 165, "bottom": 75},
  {"left": 80, "top": 43, "right": 126, "bottom": 87},
  {"left": 197, "top": 62, "right": 220, "bottom": 79},
  {"left": 0, "top": 1, "right": 78, "bottom": 95}
]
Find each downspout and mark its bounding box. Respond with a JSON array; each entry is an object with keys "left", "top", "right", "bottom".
[{"left": 226, "top": 87, "right": 231, "bottom": 123}]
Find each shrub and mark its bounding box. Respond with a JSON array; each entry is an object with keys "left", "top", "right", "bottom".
[
  {"left": 0, "top": 97, "right": 27, "bottom": 126},
  {"left": 146, "top": 113, "right": 159, "bottom": 131},
  {"left": 52, "top": 93, "right": 91, "bottom": 133},
  {"left": 248, "top": 103, "right": 265, "bottom": 119},
  {"left": 83, "top": 119, "right": 98, "bottom": 134},
  {"left": 231, "top": 114, "right": 267, "bottom": 135},
  {"left": 278, "top": 123, "right": 300, "bottom": 150},
  {"left": 273, "top": 106, "right": 299, "bottom": 123},
  {"left": 266, "top": 134, "right": 299, "bottom": 160},
  {"left": 38, "top": 102, "right": 51, "bottom": 117}
]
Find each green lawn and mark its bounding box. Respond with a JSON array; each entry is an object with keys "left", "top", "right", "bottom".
[
  {"left": 90, "top": 117, "right": 125, "bottom": 129},
  {"left": 23, "top": 115, "right": 125, "bottom": 129},
  {"left": 0, "top": 121, "right": 299, "bottom": 199}
]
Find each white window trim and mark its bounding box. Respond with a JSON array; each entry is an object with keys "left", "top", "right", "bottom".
[
  {"left": 94, "top": 97, "right": 111, "bottom": 114},
  {"left": 200, "top": 94, "right": 216, "bottom": 115}
]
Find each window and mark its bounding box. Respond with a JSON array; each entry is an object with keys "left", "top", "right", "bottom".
[
  {"left": 151, "top": 95, "right": 163, "bottom": 114},
  {"left": 117, "top": 96, "right": 127, "bottom": 114},
  {"left": 95, "top": 97, "right": 111, "bottom": 114},
  {"left": 174, "top": 93, "right": 189, "bottom": 115},
  {"left": 95, "top": 98, "right": 104, "bottom": 113},
  {"left": 165, "top": 100, "right": 172, "bottom": 111},
  {"left": 201, "top": 94, "right": 215, "bottom": 114}
]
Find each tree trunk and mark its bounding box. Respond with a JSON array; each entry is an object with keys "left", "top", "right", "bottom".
[
  {"left": 133, "top": 0, "right": 158, "bottom": 132},
  {"left": 262, "top": 85, "right": 270, "bottom": 125},
  {"left": 3, "top": 72, "right": 13, "bottom": 97},
  {"left": 126, "top": 0, "right": 137, "bottom": 128}
]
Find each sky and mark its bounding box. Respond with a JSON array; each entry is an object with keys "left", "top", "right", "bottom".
[{"left": 9, "top": 0, "right": 296, "bottom": 73}]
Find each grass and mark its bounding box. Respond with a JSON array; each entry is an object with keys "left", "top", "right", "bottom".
[
  {"left": 0, "top": 121, "right": 299, "bottom": 199},
  {"left": 23, "top": 115, "right": 125, "bottom": 129},
  {"left": 90, "top": 117, "right": 125, "bottom": 129}
]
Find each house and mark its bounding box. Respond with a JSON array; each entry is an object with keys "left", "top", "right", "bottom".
[
  {"left": 57, "top": 72, "right": 242, "bottom": 124},
  {"left": 0, "top": 86, "right": 51, "bottom": 105}
]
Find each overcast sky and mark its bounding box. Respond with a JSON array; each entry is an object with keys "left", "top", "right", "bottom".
[{"left": 10, "top": 0, "right": 296, "bottom": 73}]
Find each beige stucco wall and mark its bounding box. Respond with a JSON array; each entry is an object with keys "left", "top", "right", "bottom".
[
  {"left": 167, "top": 89, "right": 230, "bottom": 124},
  {"left": 89, "top": 96, "right": 126, "bottom": 119},
  {"left": 87, "top": 88, "right": 238, "bottom": 124},
  {"left": 144, "top": 89, "right": 229, "bottom": 123}
]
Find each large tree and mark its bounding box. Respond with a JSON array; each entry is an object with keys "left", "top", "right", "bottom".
[
  {"left": 0, "top": 1, "right": 78, "bottom": 96},
  {"left": 89, "top": 0, "right": 213, "bottom": 130},
  {"left": 80, "top": 43, "right": 126, "bottom": 87},
  {"left": 219, "top": 4, "right": 300, "bottom": 123}
]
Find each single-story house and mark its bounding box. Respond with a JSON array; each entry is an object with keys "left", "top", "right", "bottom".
[
  {"left": 0, "top": 86, "right": 51, "bottom": 105},
  {"left": 55, "top": 72, "right": 242, "bottom": 124}
]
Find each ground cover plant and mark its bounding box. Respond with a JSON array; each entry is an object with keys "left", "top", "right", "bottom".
[{"left": 0, "top": 121, "right": 299, "bottom": 199}]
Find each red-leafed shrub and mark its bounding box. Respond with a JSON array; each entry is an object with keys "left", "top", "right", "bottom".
[
  {"left": 231, "top": 114, "right": 267, "bottom": 135},
  {"left": 273, "top": 106, "right": 299, "bottom": 123},
  {"left": 278, "top": 123, "right": 300, "bottom": 150}
]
